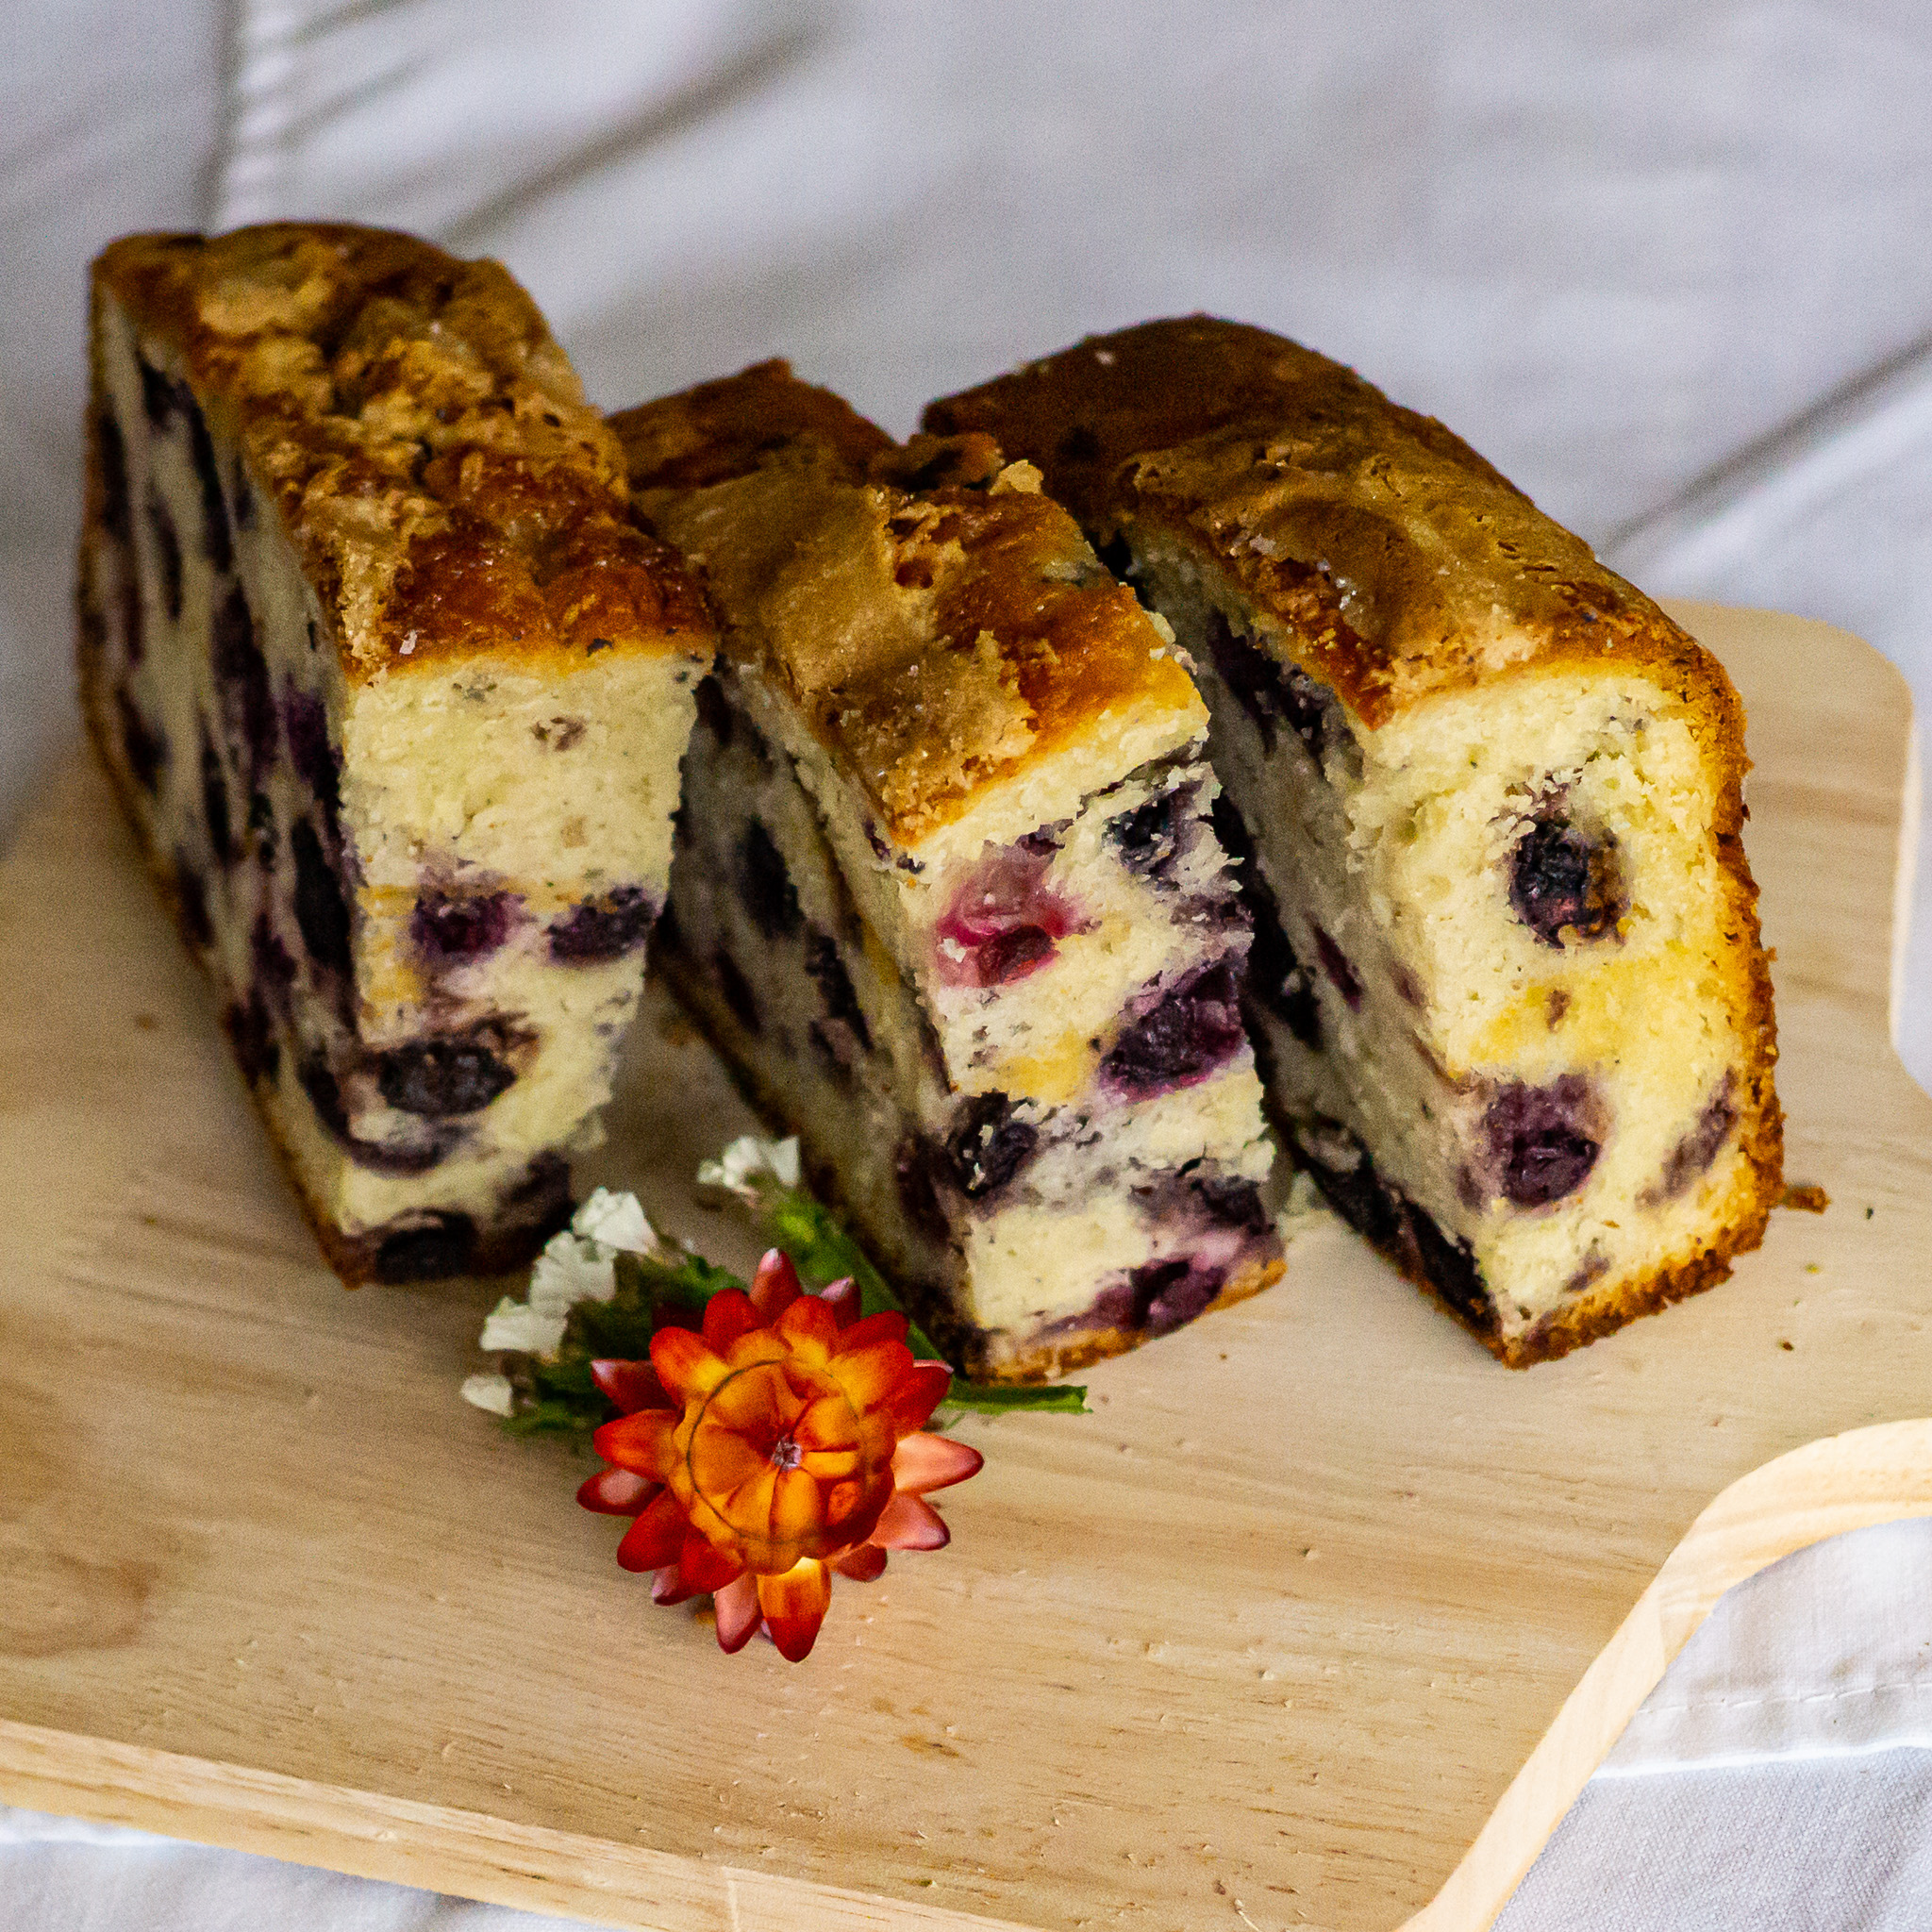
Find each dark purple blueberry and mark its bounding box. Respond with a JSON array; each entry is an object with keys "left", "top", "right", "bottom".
[
  {"left": 506, "top": 1150, "right": 573, "bottom": 1217},
  {"left": 1191, "top": 1171, "right": 1269, "bottom": 1234},
  {"left": 138, "top": 358, "right": 192, "bottom": 430},
  {"left": 805, "top": 930, "right": 872, "bottom": 1049},
  {"left": 1293, "top": 1124, "right": 1402, "bottom": 1247},
  {"left": 1108, "top": 786, "right": 1191, "bottom": 881},
  {"left": 375, "top": 1214, "right": 476, "bottom": 1283},
  {"left": 944, "top": 1092, "right": 1039, "bottom": 1199},
  {"left": 1483, "top": 1075, "right": 1603, "bottom": 1208},
  {"left": 186, "top": 394, "right": 232, "bottom": 572},
  {"left": 547, "top": 885, "right": 654, "bottom": 962},
  {"left": 146, "top": 492, "right": 183, "bottom": 622},
  {"left": 291, "top": 818, "right": 353, "bottom": 974},
  {"left": 934, "top": 846, "right": 1084, "bottom": 988},
  {"left": 199, "top": 723, "right": 235, "bottom": 866},
  {"left": 809, "top": 1020, "right": 856, "bottom": 1081},
  {"left": 1127, "top": 1257, "right": 1226, "bottom": 1336},
  {"left": 94, "top": 411, "right": 130, "bottom": 541},
  {"left": 296, "top": 1052, "right": 349, "bottom": 1134},
  {"left": 712, "top": 947, "right": 760, "bottom": 1034},
  {"left": 116, "top": 688, "right": 166, "bottom": 793},
  {"left": 78, "top": 593, "right": 106, "bottom": 665},
  {"left": 1649, "top": 1074, "right": 1740, "bottom": 1203},
  {"left": 172, "top": 850, "right": 212, "bottom": 947},
  {"left": 1081, "top": 1279, "right": 1140, "bottom": 1333},
  {"left": 1311, "top": 924, "right": 1362, "bottom": 1009},
  {"left": 224, "top": 991, "right": 279, "bottom": 1086},
  {"left": 1508, "top": 814, "right": 1624, "bottom": 946},
  {"left": 1017, "top": 822, "right": 1069, "bottom": 857},
  {"left": 212, "top": 582, "right": 276, "bottom": 778},
  {"left": 1395, "top": 1199, "right": 1488, "bottom": 1325},
  {"left": 118, "top": 576, "right": 144, "bottom": 668},
  {"left": 736, "top": 821, "right": 801, "bottom": 941},
  {"left": 894, "top": 1134, "right": 954, "bottom": 1244},
  {"left": 1100, "top": 959, "right": 1248, "bottom": 1099},
  {"left": 864, "top": 818, "right": 923, "bottom": 874},
  {"left": 251, "top": 911, "right": 296, "bottom": 991},
  {"left": 375, "top": 1036, "right": 518, "bottom": 1116},
  {"left": 1210, "top": 793, "right": 1320, "bottom": 1048},
  {"left": 296, "top": 1052, "right": 448, "bottom": 1175},
  {"left": 977, "top": 924, "right": 1054, "bottom": 984},
  {"left": 411, "top": 891, "right": 516, "bottom": 965},
  {"left": 1205, "top": 611, "right": 1328, "bottom": 758},
  {"left": 1292, "top": 1119, "right": 1494, "bottom": 1332},
  {"left": 693, "top": 674, "right": 734, "bottom": 750},
  {"left": 281, "top": 684, "right": 341, "bottom": 840}
]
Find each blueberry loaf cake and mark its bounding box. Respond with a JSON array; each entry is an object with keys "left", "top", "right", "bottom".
[
  {"left": 928, "top": 318, "right": 1782, "bottom": 1365},
  {"left": 612, "top": 362, "right": 1282, "bottom": 1379},
  {"left": 79, "top": 225, "right": 710, "bottom": 1283}
]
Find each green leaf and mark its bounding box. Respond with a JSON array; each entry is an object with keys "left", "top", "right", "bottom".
[{"left": 941, "top": 1380, "right": 1091, "bottom": 1416}]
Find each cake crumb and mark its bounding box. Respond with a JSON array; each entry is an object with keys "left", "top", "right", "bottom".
[{"left": 1781, "top": 1183, "right": 1829, "bottom": 1213}]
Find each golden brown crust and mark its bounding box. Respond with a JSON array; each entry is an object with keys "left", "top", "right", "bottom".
[
  {"left": 925, "top": 316, "right": 1735, "bottom": 734},
  {"left": 611, "top": 362, "right": 1205, "bottom": 845},
  {"left": 92, "top": 225, "right": 709, "bottom": 682}
]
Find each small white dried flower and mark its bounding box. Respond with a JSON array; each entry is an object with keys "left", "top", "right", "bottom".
[
  {"left": 572, "top": 1187, "right": 661, "bottom": 1256},
  {"left": 460, "top": 1372, "right": 515, "bottom": 1417},
  {"left": 696, "top": 1133, "right": 801, "bottom": 1204},
  {"left": 479, "top": 1297, "right": 569, "bottom": 1357}
]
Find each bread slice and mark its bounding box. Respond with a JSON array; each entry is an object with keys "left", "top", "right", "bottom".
[
  {"left": 927, "top": 318, "right": 1782, "bottom": 1364},
  {"left": 80, "top": 225, "right": 711, "bottom": 1282},
  {"left": 612, "top": 362, "right": 1282, "bottom": 1379}
]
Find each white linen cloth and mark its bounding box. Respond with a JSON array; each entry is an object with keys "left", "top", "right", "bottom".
[{"left": 3, "top": 2, "right": 1931, "bottom": 1924}]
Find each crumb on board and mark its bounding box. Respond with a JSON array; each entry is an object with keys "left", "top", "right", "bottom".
[{"left": 1781, "top": 1183, "right": 1830, "bottom": 1214}]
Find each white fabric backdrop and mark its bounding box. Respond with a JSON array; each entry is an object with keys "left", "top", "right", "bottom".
[{"left": 4, "top": 2, "right": 1931, "bottom": 1924}]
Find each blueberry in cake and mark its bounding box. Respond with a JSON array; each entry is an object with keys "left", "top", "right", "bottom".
[
  {"left": 79, "top": 225, "right": 711, "bottom": 1283},
  {"left": 928, "top": 319, "right": 1782, "bottom": 1365},
  {"left": 610, "top": 362, "right": 1282, "bottom": 1380}
]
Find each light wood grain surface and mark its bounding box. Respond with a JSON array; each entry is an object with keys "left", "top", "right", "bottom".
[{"left": 1, "top": 603, "right": 1926, "bottom": 1932}]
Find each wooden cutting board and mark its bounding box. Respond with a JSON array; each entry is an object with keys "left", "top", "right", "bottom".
[{"left": 1, "top": 603, "right": 1927, "bottom": 1932}]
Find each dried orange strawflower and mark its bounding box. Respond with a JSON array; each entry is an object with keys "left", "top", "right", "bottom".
[{"left": 578, "top": 1250, "right": 982, "bottom": 1660}]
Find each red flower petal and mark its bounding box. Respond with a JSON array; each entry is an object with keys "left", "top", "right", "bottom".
[
  {"left": 830, "top": 1334, "right": 917, "bottom": 1411},
  {"left": 576, "top": 1467, "right": 658, "bottom": 1515},
  {"left": 651, "top": 1567, "right": 700, "bottom": 1606},
  {"left": 775, "top": 1292, "right": 839, "bottom": 1356},
  {"left": 650, "top": 1324, "right": 727, "bottom": 1403},
  {"left": 831, "top": 1542, "right": 888, "bottom": 1582},
  {"left": 831, "top": 1309, "right": 909, "bottom": 1357},
  {"left": 677, "top": 1524, "right": 743, "bottom": 1595},
  {"left": 749, "top": 1249, "right": 804, "bottom": 1321},
  {"left": 758, "top": 1559, "right": 832, "bottom": 1662},
  {"left": 885, "top": 1360, "right": 953, "bottom": 1437},
  {"left": 593, "top": 1408, "right": 679, "bottom": 1480},
  {"left": 819, "top": 1276, "right": 861, "bottom": 1327},
  {"left": 702, "top": 1289, "right": 762, "bottom": 1351},
  {"left": 891, "top": 1430, "right": 983, "bottom": 1494},
  {"left": 713, "top": 1572, "right": 762, "bottom": 1653},
  {"left": 871, "top": 1491, "right": 949, "bottom": 1551},
  {"left": 591, "top": 1358, "right": 670, "bottom": 1415},
  {"left": 616, "top": 1488, "right": 689, "bottom": 1572}
]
